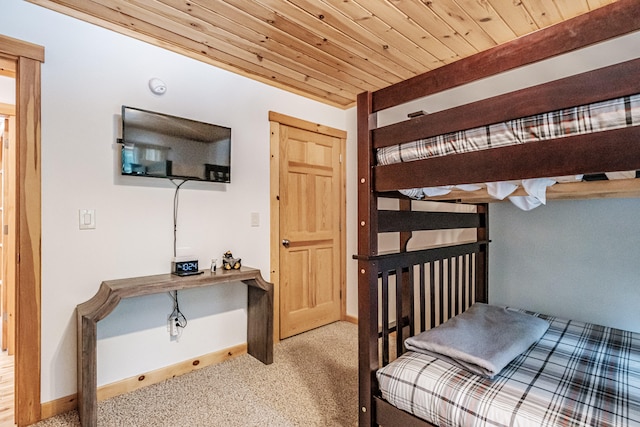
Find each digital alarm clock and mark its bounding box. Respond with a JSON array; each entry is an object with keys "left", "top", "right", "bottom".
[{"left": 171, "top": 258, "right": 203, "bottom": 276}]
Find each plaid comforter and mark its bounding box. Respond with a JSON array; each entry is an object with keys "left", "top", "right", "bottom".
[
  {"left": 377, "top": 94, "right": 640, "bottom": 166},
  {"left": 377, "top": 314, "right": 640, "bottom": 426}
]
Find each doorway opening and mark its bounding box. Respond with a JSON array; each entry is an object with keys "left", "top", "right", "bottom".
[{"left": 0, "top": 95, "right": 15, "bottom": 425}]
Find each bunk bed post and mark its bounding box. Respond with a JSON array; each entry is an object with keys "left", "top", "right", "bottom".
[
  {"left": 398, "top": 199, "right": 412, "bottom": 252},
  {"left": 357, "top": 91, "right": 379, "bottom": 426},
  {"left": 475, "top": 204, "right": 489, "bottom": 304},
  {"left": 399, "top": 199, "right": 413, "bottom": 344}
]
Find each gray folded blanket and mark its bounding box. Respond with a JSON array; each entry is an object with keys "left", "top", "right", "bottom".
[{"left": 404, "top": 303, "right": 549, "bottom": 378}]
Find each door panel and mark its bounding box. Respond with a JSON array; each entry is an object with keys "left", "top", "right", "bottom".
[
  {"left": 286, "top": 250, "right": 309, "bottom": 312},
  {"left": 314, "top": 246, "right": 335, "bottom": 305},
  {"left": 279, "top": 125, "right": 342, "bottom": 339}
]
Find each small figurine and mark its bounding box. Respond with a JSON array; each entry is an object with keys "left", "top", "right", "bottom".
[{"left": 222, "top": 250, "right": 241, "bottom": 270}]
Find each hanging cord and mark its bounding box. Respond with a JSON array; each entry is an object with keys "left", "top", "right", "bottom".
[
  {"left": 169, "top": 290, "right": 188, "bottom": 328},
  {"left": 171, "top": 179, "right": 188, "bottom": 257},
  {"left": 169, "top": 179, "right": 188, "bottom": 332}
]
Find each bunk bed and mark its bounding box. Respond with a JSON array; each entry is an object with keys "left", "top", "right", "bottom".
[{"left": 356, "top": 1, "right": 640, "bottom": 426}]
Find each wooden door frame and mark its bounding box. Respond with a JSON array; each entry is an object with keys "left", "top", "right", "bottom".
[
  {"left": 268, "top": 111, "right": 347, "bottom": 341},
  {"left": 0, "top": 34, "right": 43, "bottom": 427}
]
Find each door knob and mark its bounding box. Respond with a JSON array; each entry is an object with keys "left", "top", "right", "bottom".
[{"left": 282, "top": 239, "right": 290, "bottom": 248}]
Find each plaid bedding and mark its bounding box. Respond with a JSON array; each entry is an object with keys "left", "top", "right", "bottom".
[
  {"left": 377, "top": 313, "right": 640, "bottom": 427},
  {"left": 377, "top": 94, "right": 640, "bottom": 166}
]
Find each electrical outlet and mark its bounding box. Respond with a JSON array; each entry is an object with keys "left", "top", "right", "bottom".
[{"left": 168, "top": 316, "right": 179, "bottom": 337}]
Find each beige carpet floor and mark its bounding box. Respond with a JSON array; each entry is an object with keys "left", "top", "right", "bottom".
[{"left": 35, "top": 321, "right": 358, "bottom": 427}]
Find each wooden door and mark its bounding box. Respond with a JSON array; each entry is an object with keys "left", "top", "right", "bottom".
[{"left": 269, "top": 112, "right": 346, "bottom": 340}]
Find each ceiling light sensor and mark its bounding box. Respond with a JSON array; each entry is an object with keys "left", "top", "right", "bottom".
[{"left": 148, "top": 77, "right": 167, "bottom": 95}]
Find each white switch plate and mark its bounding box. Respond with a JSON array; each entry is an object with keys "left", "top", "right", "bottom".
[
  {"left": 250, "top": 212, "right": 260, "bottom": 227},
  {"left": 79, "top": 209, "right": 96, "bottom": 230}
]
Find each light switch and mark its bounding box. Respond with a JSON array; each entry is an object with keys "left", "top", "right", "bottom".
[
  {"left": 79, "top": 209, "right": 96, "bottom": 230},
  {"left": 251, "top": 212, "right": 260, "bottom": 227}
]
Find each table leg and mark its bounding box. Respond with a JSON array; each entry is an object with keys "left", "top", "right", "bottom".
[
  {"left": 246, "top": 281, "right": 274, "bottom": 364},
  {"left": 77, "top": 314, "right": 98, "bottom": 427}
]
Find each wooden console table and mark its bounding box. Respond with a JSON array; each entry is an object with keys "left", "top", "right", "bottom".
[{"left": 76, "top": 267, "right": 273, "bottom": 427}]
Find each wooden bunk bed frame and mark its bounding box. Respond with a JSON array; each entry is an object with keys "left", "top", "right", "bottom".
[{"left": 356, "top": 1, "right": 640, "bottom": 426}]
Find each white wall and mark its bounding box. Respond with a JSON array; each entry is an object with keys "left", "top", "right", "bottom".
[
  {"left": 2, "top": 0, "right": 357, "bottom": 402},
  {"left": 0, "top": 76, "right": 14, "bottom": 104},
  {"left": 489, "top": 199, "right": 640, "bottom": 333}
]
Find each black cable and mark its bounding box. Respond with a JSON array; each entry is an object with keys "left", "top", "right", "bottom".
[
  {"left": 169, "top": 179, "right": 189, "bottom": 330},
  {"left": 170, "top": 179, "right": 188, "bottom": 258},
  {"left": 169, "top": 290, "right": 188, "bottom": 329}
]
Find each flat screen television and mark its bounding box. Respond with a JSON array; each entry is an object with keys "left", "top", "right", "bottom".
[{"left": 120, "top": 106, "right": 231, "bottom": 183}]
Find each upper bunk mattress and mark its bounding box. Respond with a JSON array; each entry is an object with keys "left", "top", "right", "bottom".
[
  {"left": 376, "top": 94, "right": 640, "bottom": 166},
  {"left": 377, "top": 310, "right": 640, "bottom": 427}
]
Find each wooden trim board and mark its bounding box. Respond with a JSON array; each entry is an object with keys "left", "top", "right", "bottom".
[
  {"left": 344, "top": 315, "right": 358, "bottom": 325},
  {"left": 16, "top": 54, "right": 42, "bottom": 427},
  {"left": 0, "top": 102, "right": 15, "bottom": 116},
  {"left": 269, "top": 119, "right": 282, "bottom": 343},
  {"left": 0, "top": 34, "right": 43, "bottom": 427},
  {"left": 0, "top": 34, "right": 44, "bottom": 63}
]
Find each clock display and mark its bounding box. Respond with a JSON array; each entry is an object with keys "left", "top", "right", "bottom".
[{"left": 172, "top": 260, "right": 203, "bottom": 276}]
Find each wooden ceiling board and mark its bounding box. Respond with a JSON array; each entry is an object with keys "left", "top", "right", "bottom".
[
  {"left": 450, "top": 0, "right": 518, "bottom": 44},
  {"left": 26, "top": 0, "right": 623, "bottom": 108},
  {"left": 520, "top": 0, "right": 565, "bottom": 28},
  {"left": 167, "top": 0, "right": 376, "bottom": 94},
  {"left": 588, "top": 0, "right": 615, "bottom": 7},
  {"left": 221, "top": 0, "right": 397, "bottom": 85},
  {"left": 421, "top": 0, "right": 499, "bottom": 51},
  {"left": 284, "top": 0, "right": 431, "bottom": 73},
  {"left": 260, "top": 0, "right": 418, "bottom": 79},
  {"left": 388, "top": 0, "right": 479, "bottom": 58},
  {"left": 552, "top": 0, "right": 591, "bottom": 18},
  {"left": 486, "top": 0, "right": 538, "bottom": 36},
  {"left": 321, "top": 0, "right": 445, "bottom": 68},
  {"left": 349, "top": 0, "right": 457, "bottom": 63}
]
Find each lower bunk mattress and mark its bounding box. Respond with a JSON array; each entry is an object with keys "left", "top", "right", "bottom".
[{"left": 377, "top": 312, "right": 640, "bottom": 426}]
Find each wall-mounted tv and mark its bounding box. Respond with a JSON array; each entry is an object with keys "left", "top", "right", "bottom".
[{"left": 119, "top": 106, "right": 231, "bottom": 183}]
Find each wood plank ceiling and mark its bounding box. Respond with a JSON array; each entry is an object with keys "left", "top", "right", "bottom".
[{"left": 26, "top": 0, "right": 619, "bottom": 108}]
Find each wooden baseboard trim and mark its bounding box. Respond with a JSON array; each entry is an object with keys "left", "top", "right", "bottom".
[
  {"left": 40, "top": 393, "right": 77, "bottom": 421},
  {"left": 344, "top": 315, "right": 358, "bottom": 325},
  {"left": 40, "top": 343, "right": 247, "bottom": 420}
]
